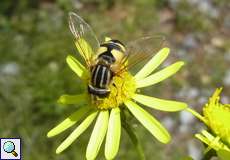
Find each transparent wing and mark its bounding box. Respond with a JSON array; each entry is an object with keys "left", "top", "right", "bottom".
[
  {"left": 69, "top": 12, "right": 100, "bottom": 67},
  {"left": 117, "top": 35, "right": 166, "bottom": 74}
]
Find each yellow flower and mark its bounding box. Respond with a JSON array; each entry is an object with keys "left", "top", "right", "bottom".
[
  {"left": 47, "top": 38, "right": 187, "bottom": 160},
  {"left": 186, "top": 88, "right": 230, "bottom": 159}
]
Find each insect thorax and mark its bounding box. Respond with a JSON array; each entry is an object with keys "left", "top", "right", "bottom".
[{"left": 97, "top": 39, "right": 126, "bottom": 66}]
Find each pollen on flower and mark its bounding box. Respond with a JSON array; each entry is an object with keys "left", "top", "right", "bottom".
[
  {"left": 95, "top": 72, "right": 136, "bottom": 110},
  {"left": 203, "top": 88, "right": 230, "bottom": 146}
]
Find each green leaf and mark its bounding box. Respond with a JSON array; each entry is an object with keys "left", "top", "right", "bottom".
[
  {"left": 125, "top": 100, "right": 171, "bottom": 143},
  {"left": 133, "top": 94, "right": 187, "bottom": 112},
  {"left": 105, "top": 108, "right": 121, "bottom": 160},
  {"left": 56, "top": 111, "right": 98, "bottom": 154},
  {"left": 66, "top": 55, "right": 88, "bottom": 79},
  {"left": 86, "top": 110, "right": 109, "bottom": 160},
  {"left": 47, "top": 106, "right": 91, "bottom": 137},
  {"left": 135, "top": 47, "right": 170, "bottom": 80},
  {"left": 136, "top": 61, "right": 184, "bottom": 88}
]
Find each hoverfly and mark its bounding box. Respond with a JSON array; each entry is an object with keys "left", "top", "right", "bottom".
[{"left": 68, "top": 12, "right": 164, "bottom": 100}]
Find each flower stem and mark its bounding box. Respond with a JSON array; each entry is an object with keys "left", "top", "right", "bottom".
[{"left": 121, "top": 110, "right": 145, "bottom": 160}]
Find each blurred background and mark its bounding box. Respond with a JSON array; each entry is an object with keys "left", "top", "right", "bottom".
[{"left": 0, "top": 0, "right": 229, "bottom": 159}]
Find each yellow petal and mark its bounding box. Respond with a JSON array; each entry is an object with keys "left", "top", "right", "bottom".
[
  {"left": 105, "top": 108, "right": 121, "bottom": 160},
  {"left": 66, "top": 55, "right": 88, "bottom": 79},
  {"left": 185, "top": 108, "right": 207, "bottom": 124},
  {"left": 125, "top": 100, "right": 171, "bottom": 144},
  {"left": 136, "top": 61, "right": 184, "bottom": 88},
  {"left": 56, "top": 111, "right": 98, "bottom": 154},
  {"left": 195, "top": 130, "right": 230, "bottom": 152},
  {"left": 86, "top": 110, "right": 109, "bottom": 160},
  {"left": 135, "top": 48, "right": 170, "bottom": 80},
  {"left": 47, "top": 106, "right": 90, "bottom": 137},
  {"left": 133, "top": 94, "right": 187, "bottom": 112}
]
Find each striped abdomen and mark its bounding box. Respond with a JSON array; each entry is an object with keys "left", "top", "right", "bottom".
[{"left": 88, "top": 64, "right": 113, "bottom": 97}]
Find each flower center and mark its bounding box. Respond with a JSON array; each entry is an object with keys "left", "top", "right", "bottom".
[
  {"left": 203, "top": 89, "right": 230, "bottom": 146},
  {"left": 94, "top": 71, "right": 136, "bottom": 110}
]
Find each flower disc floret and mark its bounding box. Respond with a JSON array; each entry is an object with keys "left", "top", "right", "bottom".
[
  {"left": 96, "top": 72, "right": 136, "bottom": 110},
  {"left": 203, "top": 88, "right": 230, "bottom": 146}
]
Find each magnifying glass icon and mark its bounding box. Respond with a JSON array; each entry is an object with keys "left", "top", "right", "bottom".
[{"left": 3, "top": 141, "right": 18, "bottom": 157}]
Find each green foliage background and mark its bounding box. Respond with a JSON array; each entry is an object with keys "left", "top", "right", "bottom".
[{"left": 0, "top": 0, "right": 229, "bottom": 159}]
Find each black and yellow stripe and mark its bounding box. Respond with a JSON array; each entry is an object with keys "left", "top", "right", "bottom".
[
  {"left": 88, "top": 64, "right": 112, "bottom": 97},
  {"left": 88, "top": 39, "right": 126, "bottom": 98},
  {"left": 88, "top": 85, "right": 110, "bottom": 98},
  {"left": 91, "top": 64, "right": 112, "bottom": 88}
]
